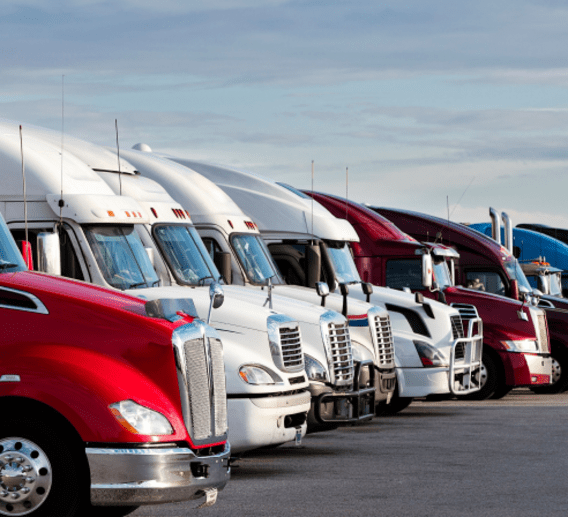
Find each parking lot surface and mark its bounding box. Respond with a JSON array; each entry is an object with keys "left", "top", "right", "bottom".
[{"left": 133, "top": 390, "right": 568, "bottom": 516}]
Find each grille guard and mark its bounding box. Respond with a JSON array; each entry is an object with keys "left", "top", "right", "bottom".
[
  {"left": 449, "top": 317, "right": 484, "bottom": 396},
  {"left": 314, "top": 360, "right": 376, "bottom": 424}
]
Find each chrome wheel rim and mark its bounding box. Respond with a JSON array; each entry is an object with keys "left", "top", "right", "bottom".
[
  {"left": 550, "top": 357, "right": 562, "bottom": 385},
  {"left": 0, "top": 438, "right": 52, "bottom": 516}
]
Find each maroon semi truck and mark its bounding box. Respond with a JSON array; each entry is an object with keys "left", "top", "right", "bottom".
[
  {"left": 305, "top": 192, "right": 552, "bottom": 399},
  {"left": 0, "top": 213, "right": 230, "bottom": 516}
]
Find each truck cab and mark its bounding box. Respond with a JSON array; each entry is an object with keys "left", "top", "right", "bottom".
[
  {"left": 0, "top": 120, "right": 310, "bottom": 452},
  {"left": 370, "top": 206, "right": 556, "bottom": 395},
  {"left": 157, "top": 157, "right": 485, "bottom": 413},
  {"left": 0, "top": 209, "right": 230, "bottom": 515}
]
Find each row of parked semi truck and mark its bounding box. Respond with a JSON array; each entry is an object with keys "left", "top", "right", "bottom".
[{"left": 0, "top": 118, "right": 557, "bottom": 516}]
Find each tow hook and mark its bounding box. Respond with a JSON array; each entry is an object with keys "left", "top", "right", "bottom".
[{"left": 196, "top": 487, "right": 218, "bottom": 509}]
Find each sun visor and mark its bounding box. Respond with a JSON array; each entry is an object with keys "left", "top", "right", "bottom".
[{"left": 46, "top": 194, "right": 150, "bottom": 224}]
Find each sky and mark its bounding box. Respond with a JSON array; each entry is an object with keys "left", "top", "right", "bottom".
[{"left": 3, "top": 0, "right": 568, "bottom": 227}]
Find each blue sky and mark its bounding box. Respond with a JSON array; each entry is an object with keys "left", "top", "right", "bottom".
[{"left": 3, "top": 0, "right": 568, "bottom": 226}]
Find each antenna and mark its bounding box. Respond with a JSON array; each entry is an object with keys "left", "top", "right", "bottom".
[
  {"left": 345, "top": 167, "right": 349, "bottom": 220},
  {"left": 19, "top": 125, "right": 28, "bottom": 245},
  {"left": 311, "top": 160, "right": 314, "bottom": 235},
  {"left": 59, "top": 75, "right": 65, "bottom": 225},
  {"left": 115, "top": 119, "right": 122, "bottom": 196}
]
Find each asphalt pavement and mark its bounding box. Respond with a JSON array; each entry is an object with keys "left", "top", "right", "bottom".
[{"left": 133, "top": 389, "right": 568, "bottom": 517}]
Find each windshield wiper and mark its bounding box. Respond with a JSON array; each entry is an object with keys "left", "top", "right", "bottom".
[
  {"left": 0, "top": 261, "right": 19, "bottom": 271},
  {"left": 127, "top": 281, "right": 149, "bottom": 289}
]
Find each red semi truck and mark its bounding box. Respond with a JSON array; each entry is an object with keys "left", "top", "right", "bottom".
[
  {"left": 0, "top": 213, "right": 230, "bottom": 516},
  {"left": 305, "top": 193, "right": 552, "bottom": 399}
]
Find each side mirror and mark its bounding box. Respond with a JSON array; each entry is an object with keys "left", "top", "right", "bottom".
[
  {"left": 339, "top": 282, "right": 349, "bottom": 316},
  {"left": 306, "top": 243, "right": 322, "bottom": 287},
  {"left": 316, "top": 281, "right": 329, "bottom": 307},
  {"left": 214, "top": 251, "right": 232, "bottom": 284},
  {"left": 37, "top": 233, "right": 61, "bottom": 275},
  {"left": 362, "top": 282, "right": 373, "bottom": 303},
  {"left": 422, "top": 253, "right": 433, "bottom": 289},
  {"left": 539, "top": 275, "right": 549, "bottom": 296},
  {"left": 207, "top": 282, "right": 224, "bottom": 323}
]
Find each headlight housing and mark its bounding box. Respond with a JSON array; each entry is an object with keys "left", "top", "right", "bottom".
[
  {"left": 109, "top": 400, "right": 173, "bottom": 435},
  {"left": 414, "top": 340, "right": 448, "bottom": 367},
  {"left": 239, "top": 365, "right": 282, "bottom": 385},
  {"left": 351, "top": 341, "right": 375, "bottom": 363},
  {"left": 501, "top": 340, "right": 538, "bottom": 353},
  {"left": 304, "top": 354, "right": 328, "bottom": 382}
]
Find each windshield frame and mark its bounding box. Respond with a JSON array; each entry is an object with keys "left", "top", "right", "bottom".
[
  {"left": 82, "top": 224, "right": 159, "bottom": 291},
  {"left": 0, "top": 217, "right": 27, "bottom": 273},
  {"left": 504, "top": 258, "right": 533, "bottom": 293},
  {"left": 152, "top": 223, "right": 221, "bottom": 287},
  {"left": 230, "top": 232, "right": 283, "bottom": 286}
]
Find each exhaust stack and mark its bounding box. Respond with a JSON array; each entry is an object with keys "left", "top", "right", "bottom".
[
  {"left": 489, "top": 207, "right": 501, "bottom": 244},
  {"left": 501, "top": 212, "right": 513, "bottom": 254}
]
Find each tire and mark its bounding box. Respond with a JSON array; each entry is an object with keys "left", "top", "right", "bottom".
[
  {"left": 0, "top": 418, "right": 86, "bottom": 517},
  {"left": 375, "top": 386, "right": 413, "bottom": 416},
  {"left": 458, "top": 351, "right": 501, "bottom": 401},
  {"left": 531, "top": 350, "right": 568, "bottom": 394}
]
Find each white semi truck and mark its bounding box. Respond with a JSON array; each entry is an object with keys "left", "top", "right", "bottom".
[
  {"left": 0, "top": 120, "right": 311, "bottom": 452},
  {"left": 104, "top": 147, "right": 393, "bottom": 419},
  {"left": 158, "top": 156, "right": 483, "bottom": 412}
]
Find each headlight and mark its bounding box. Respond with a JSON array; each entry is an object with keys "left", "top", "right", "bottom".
[
  {"left": 239, "top": 365, "right": 282, "bottom": 385},
  {"left": 304, "top": 354, "right": 328, "bottom": 382},
  {"left": 351, "top": 341, "right": 375, "bottom": 363},
  {"left": 414, "top": 340, "right": 448, "bottom": 367},
  {"left": 109, "top": 400, "right": 173, "bottom": 435},
  {"left": 501, "top": 340, "right": 538, "bottom": 353}
]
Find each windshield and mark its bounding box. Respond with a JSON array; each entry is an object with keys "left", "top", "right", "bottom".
[
  {"left": 0, "top": 216, "right": 27, "bottom": 272},
  {"left": 550, "top": 272, "right": 563, "bottom": 297},
  {"left": 232, "top": 234, "right": 281, "bottom": 284},
  {"left": 325, "top": 241, "right": 361, "bottom": 284},
  {"left": 433, "top": 260, "right": 452, "bottom": 290},
  {"left": 154, "top": 225, "right": 220, "bottom": 286},
  {"left": 84, "top": 225, "right": 159, "bottom": 290},
  {"left": 504, "top": 258, "right": 532, "bottom": 293}
]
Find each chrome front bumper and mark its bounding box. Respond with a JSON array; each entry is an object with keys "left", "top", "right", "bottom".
[{"left": 87, "top": 442, "right": 230, "bottom": 506}]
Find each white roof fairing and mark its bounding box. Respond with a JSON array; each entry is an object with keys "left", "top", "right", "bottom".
[{"left": 168, "top": 157, "right": 360, "bottom": 243}]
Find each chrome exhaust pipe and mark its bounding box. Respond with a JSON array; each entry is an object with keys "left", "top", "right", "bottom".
[
  {"left": 501, "top": 212, "right": 513, "bottom": 254},
  {"left": 489, "top": 207, "right": 501, "bottom": 244}
]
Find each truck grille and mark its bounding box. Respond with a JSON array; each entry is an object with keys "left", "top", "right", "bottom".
[
  {"left": 173, "top": 323, "right": 228, "bottom": 444},
  {"left": 536, "top": 313, "right": 550, "bottom": 353},
  {"left": 373, "top": 314, "right": 395, "bottom": 367},
  {"left": 451, "top": 304, "right": 480, "bottom": 338},
  {"left": 450, "top": 315, "right": 465, "bottom": 340},
  {"left": 454, "top": 342, "right": 465, "bottom": 360},
  {"left": 328, "top": 321, "right": 354, "bottom": 385},
  {"left": 279, "top": 325, "right": 304, "bottom": 370},
  {"left": 268, "top": 315, "right": 305, "bottom": 373}
]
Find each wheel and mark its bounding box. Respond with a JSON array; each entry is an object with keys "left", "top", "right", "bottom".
[
  {"left": 531, "top": 350, "right": 568, "bottom": 394},
  {"left": 0, "top": 419, "right": 86, "bottom": 516},
  {"left": 458, "top": 351, "right": 501, "bottom": 400},
  {"left": 375, "top": 386, "right": 413, "bottom": 416}
]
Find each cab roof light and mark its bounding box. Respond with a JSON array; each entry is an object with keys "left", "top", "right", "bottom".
[
  {"left": 228, "top": 220, "right": 234, "bottom": 229},
  {"left": 107, "top": 210, "right": 115, "bottom": 217},
  {"left": 150, "top": 208, "right": 158, "bottom": 218}
]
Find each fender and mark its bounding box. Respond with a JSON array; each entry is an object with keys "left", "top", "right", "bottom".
[{"left": 0, "top": 344, "right": 190, "bottom": 444}]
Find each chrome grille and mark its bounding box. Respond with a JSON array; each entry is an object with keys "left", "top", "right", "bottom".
[
  {"left": 373, "top": 315, "right": 395, "bottom": 367},
  {"left": 328, "top": 321, "right": 354, "bottom": 384},
  {"left": 210, "top": 338, "right": 228, "bottom": 436},
  {"left": 537, "top": 313, "right": 549, "bottom": 353},
  {"left": 450, "top": 315, "right": 465, "bottom": 340},
  {"left": 451, "top": 304, "right": 480, "bottom": 338},
  {"left": 172, "top": 322, "right": 228, "bottom": 444},
  {"left": 279, "top": 325, "right": 304, "bottom": 370},
  {"left": 183, "top": 338, "right": 211, "bottom": 441},
  {"left": 268, "top": 315, "right": 305, "bottom": 373}
]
